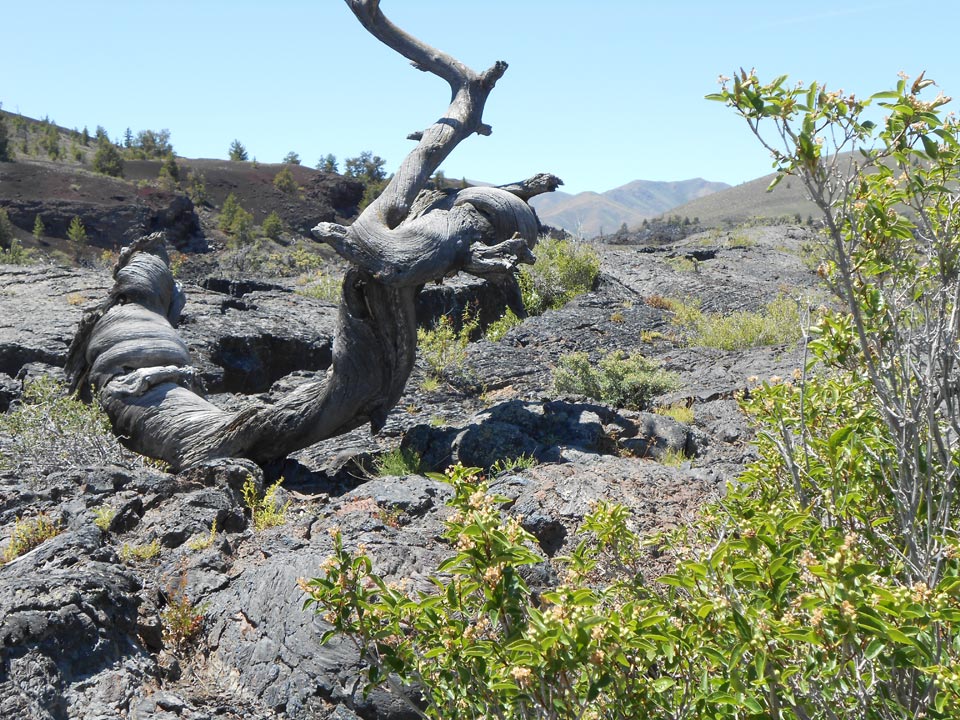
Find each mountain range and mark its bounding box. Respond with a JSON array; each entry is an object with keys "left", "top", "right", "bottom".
[{"left": 530, "top": 178, "right": 730, "bottom": 237}]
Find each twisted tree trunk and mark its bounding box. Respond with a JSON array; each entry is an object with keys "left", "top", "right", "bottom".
[{"left": 66, "top": 0, "right": 561, "bottom": 471}]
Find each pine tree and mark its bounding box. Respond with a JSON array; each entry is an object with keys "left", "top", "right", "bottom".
[
  {"left": 0, "top": 209, "right": 14, "bottom": 248},
  {"left": 159, "top": 154, "right": 180, "bottom": 185},
  {"left": 262, "top": 211, "right": 284, "bottom": 240},
  {"left": 32, "top": 214, "right": 45, "bottom": 239},
  {"left": 66, "top": 216, "right": 87, "bottom": 261},
  {"left": 282, "top": 151, "right": 301, "bottom": 165},
  {"left": 228, "top": 140, "right": 248, "bottom": 162},
  {"left": 315, "top": 154, "right": 338, "bottom": 173},
  {"left": 219, "top": 193, "right": 241, "bottom": 232}
]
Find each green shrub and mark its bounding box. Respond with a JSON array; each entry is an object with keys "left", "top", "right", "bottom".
[
  {"left": 273, "top": 166, "right": 300, "bottom": 194},
  {"left": 219, "top": 193, "right": 254, "bottom": 246},
  {"left": 0, "top": 376, "right": 135, "bottom": 477},
  {"left": 92, "top": 139, "right": 123, "bottom": 177},
  {"left": 373, "top": 448, "right": 422, "bottom": 477},
  {"left": 417, "top": 311, "right": 479, "bottom": 382},
  {"left": 93, "top": 505, "right": 116, "bottom": 532},
  {"left": 301, "top": 71, "right": 960, "bottom": 720},
  {"left": 553, "top": 350, "right": 679, "bottom": 410},
  {"left": 161, "top": 570, "right": 206, "bottom": 651},
  {"left": 187, "top": 520, "right": 217, "bottom": 551},
  {"left": 242, "top": 476, "right": 288, "bottom": 532},
  {"left": 1, "top": 513, "right": 61, "bottom": 563},
  {"left": 0, "top": 237, "right": 33, "bottom": 265},
  {"left": 157, "top": 155, "right": 180, "bottom": 189},
  {"left": 520, "top": 237, "right": 600, "bottom": 315},
  {"left": 119, "top": 540, "right": 161, "bottom": 562},
  {"left": 489, "top": 452, "right": 537, "bottom": 475},
  {"left": 484, "top": 307, "right": 522, "bottom": 341},
  {"left": 1, "top": 207, "right": 32, "bottom": 264},
  {"left": 669, "top": 295, "right": 802, "bottom": 350},
  {"left": 296, "top": 271, "right": 342, "bottom": 301},
  {"left": 219, "top": 193, "right": 241, "bottom": 232},
  {"left": 186, "top": 170, "right": 208, "bottom": 206}
]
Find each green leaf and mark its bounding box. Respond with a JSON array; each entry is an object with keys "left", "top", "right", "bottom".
[
  {"left": 743, "top": 697, "right": 765, "bottom": 713},
  {"left": 652, "top": 676, "right": 675, "bottom": 692},
  {"left": 828, "top": 426, "right": 854, "bottom": 452},
  {"left": 921, "top": 134, "right": 940, "bottom": 159},
  {"left": 864, "top": 638, "right": 886, "bottom": 660}
]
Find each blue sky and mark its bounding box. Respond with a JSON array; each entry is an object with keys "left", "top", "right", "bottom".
[{"left": 3, "top": 1, "right": 958, "bottom": 195}]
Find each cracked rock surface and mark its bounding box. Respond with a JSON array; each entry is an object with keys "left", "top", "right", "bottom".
[{"left": 0, "top": 224, "right": 825, "bottom": 717}]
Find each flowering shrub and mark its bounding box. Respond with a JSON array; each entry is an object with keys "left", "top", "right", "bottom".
[{"left": 302, "top": 73, "right": 960, "bottom": 719}]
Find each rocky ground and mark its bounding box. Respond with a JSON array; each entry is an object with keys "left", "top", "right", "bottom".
[{"left": 0, "top": 222, "right": 825, "bottom": 719}]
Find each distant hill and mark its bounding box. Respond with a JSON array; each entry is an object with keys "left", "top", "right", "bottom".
[
  {"left": 530, "top": 178, "right": 729, "bottom": 238},
  {"left": 664, "top": 170, "right": 824, "bottom": 228}
]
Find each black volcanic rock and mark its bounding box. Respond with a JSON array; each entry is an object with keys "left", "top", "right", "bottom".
[{"left": 0, "top": 222, "right": 830, "bottom": 717}]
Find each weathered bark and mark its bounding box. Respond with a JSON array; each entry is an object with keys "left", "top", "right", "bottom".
[{"left": 65, "top": 0, "right": 561, "bottom": 471}]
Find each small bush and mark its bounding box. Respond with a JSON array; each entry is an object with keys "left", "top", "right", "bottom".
[
  {"left": 187, "top": 519, "right": 217, "bottom": 551},
  {"left": 273, "top": 166, "right": 300, "bottom": 194},
  {"left": 374, "top": 448, "right": 422, "bottom": 477},
  {"left": 485, "top": 307, "right": 522, "bottom": 341},
  {"left": 92, "top": 140, "right": 123, "bottom": 177},
  {"left": 161, "top": 570, "right": 206, "bottom": 651},
  {"left": 242, "top": 476, "right": 288, "bottom": 532},
  {"left": 670, "top": 295, "right": 802, "bottom": 350},
  {"left": 644, "top": 294, "right": 674, "bottom": 310},
  {"left": 0, "top": 376, "right": 136, "bottom": 477},
  {"left": 296, "top": 272, "right": 341, "bottom": 302},
  {"left": 664, "top": 255, "right": 698, "bottom": 272},
  {"left": 417, "top": 311, "right": 478, "bottom": 382},
  {"left": 93, "top": 505, "right": 116, "bottom": 531},
  {"left": 489, "top": 453, "right": 537, "bottom": 475},
  {"left": 520, "top": 237, "right": 600, "bottom": 315},
  {"left": 639, "top": 330, "right": 669, "bottom": 343},
  {"left": 119, "top": 540, "right": 161, "bottom": 562},
  {"left": 0, "top": 237, "right": 32, "bottom": 265},
  {"left": 659, "top": 446, "right": 689, "bottom": 467},
  {"left": 1, "top": 513, "right": 61, "bottom": 563},
  {"left": 554, "top": 350, "right": 680, "bottom": 410}
]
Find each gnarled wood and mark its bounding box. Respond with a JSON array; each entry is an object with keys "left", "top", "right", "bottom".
[{"left": 66, "top": 0, "right": 560, "bottom": 471}]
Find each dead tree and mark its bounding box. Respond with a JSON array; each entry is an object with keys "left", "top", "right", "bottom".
[{"left": 65, "top": 0, "right": 561, "bottom": 471}]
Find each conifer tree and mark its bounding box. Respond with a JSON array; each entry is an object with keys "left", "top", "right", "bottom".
[
  {"left": 66, "top": 216, "right": 87, "bottom": 261},
  {"left": 228, "top": 140, "right": 248, "bottom": 162}
]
